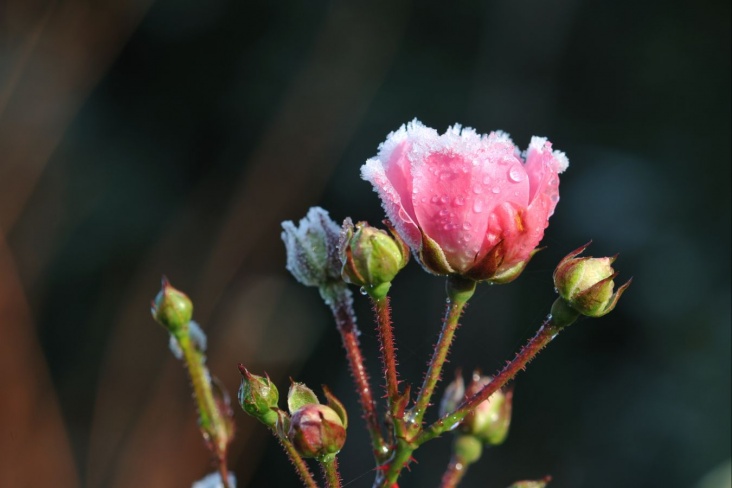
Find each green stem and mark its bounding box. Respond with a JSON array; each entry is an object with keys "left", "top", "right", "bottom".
[
  {"left": 276, "top": 432, "right": 319, "bottom": 488},
  {"left": 417, "top": 316, "right": 563, "bottom": 446},
  {"left": 321, "top": 456, "right": 342, "bottom": 488},
  {"left": 328, "top": 288, "right": 388, "bottom": 462},
  {"left": 410, "top": 276, "right": 476, "bottom": 427},
  {"left": 176, "top": 332, "right": 231, "bottom": 486}
]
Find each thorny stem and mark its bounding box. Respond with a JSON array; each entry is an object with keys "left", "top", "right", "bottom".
[
  {"left": 439, "top": 453, "right": 469, "bottom": 488},
  {"left": 328, "top": 287, "right": 388, "bottom": 462},
  {"left": 175, "top": 332, "right": 232, "bottom": 488},
  {"left": 321, "top": 456, "right": 342, "bottom": 488},
  {"left": 417, "top": 316, "right": 563, "bottom": 446},
  {"left": 275, "top": 430, "right": 320, "bottom": 488},
  {"left": 371, "top": 295, "right": 401, "bottom": 418},
  {"left": 409, "top": 280, "right": 473, "bottom": 426}
]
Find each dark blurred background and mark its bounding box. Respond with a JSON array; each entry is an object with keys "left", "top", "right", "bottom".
[{"left": 1, "top": 0, "right": 729, "bottom": 487}]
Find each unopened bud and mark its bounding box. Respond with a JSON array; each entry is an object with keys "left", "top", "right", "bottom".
[
  {"left": 288, "top": 404, "right": 347, "bottom": 460},
  {"left": 339, "top": 219, "right": 409, "bottom": 299},
  {"left": 237, "top": 365, "right": 279, "bottom": 427},
  {"left": 439, "top": 370, "right": 465, "bottom": 418},
  {"left": 287, "top": 381, "right": 320, "bottom": 414},
  {"left": 462, "top": 373, "right": 513, "bottom": 446},
  {"left": 553, "top": 242, "right": 631, "bottom": 318},
  {"left": 151, "top": 277, "right": 192, "bottom": 334},
  {"left": 281, "top": 207, "right": 343, "bottom": 288}
]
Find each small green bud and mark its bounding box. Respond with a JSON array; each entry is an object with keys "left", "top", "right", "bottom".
[
  {"left": 288, "top": 403, "right": 347, "bottom": 460},
  {"left": 462, "top": 373, "right": 513, "bottom": 446},
  {"left": 237, "top": 365, "right": 279, "bottom": 427},
  {"left": 281, "top": 207, "right": 343, "bottom": 288},
  {"left": 553, "top": 242, "right": 632, "bottom": 318},
  {"left": 453, "top": 435, "right": 483, "bottom": 465},
  {"left": 150, "top": 277, "right": 192, "bottom": 334},
  {"left": 339, "top": 218, "right": 409, "bottom": 299},
  {"left": 287, "top": 381, "right": 320, "bottom": 414}
]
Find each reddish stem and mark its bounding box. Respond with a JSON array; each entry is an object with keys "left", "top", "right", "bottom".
[
  {"left": 417, "top": 317, "right": 560, "bottom": 445},
  {"left": 439, "top": 454, "right": 469, "bottom": 488},
  {"left": 329, "top": 290, "right": 388, "bottom": 461},
  {"left": 372, "top": 296, "right": 400, "bottom": 414}
]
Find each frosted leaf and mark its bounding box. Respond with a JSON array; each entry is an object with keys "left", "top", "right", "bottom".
[{"left": 281, "top": 207, "right": 342, "bottom": 287}]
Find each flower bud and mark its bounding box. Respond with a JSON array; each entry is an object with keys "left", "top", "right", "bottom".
[
  {"left": 339, "top": 218, "right": 409, "bottom": 298},
  {"left": 439, "top": 370, "right": 465, "bottom": 418},
  {"left": 288, "top": 404, "right": 347, "bottom": 460},
  {"left": 287, "top": 381, "right": 320, "bottom": 414},
  {"left": 150, "top": 277, "right": 192, "bottom": 334},
  {"left": 462, "top": 373, "right": 513, "bottom": 446},
  {"left": 453, "top": 435, "right": 483, "bottom": 465},
  {"left": 237, "top": 365, "right": 279, "bottom": 428},
  {"left": 281, "top": 207, "right": 343, "bottom": 288},
  {"left": 553, "top": 242, "right": 631, "bottom": 318}
]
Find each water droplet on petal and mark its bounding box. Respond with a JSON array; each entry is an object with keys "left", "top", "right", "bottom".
[
  {"left": 550, "top": 193, "right": 559, "bottom": 203},
  {"left": 454, "top": 196, "right": 465, "bottom": 206},
  {"left": 440, "top": 194, "right": 450, "bottom": 204},
  {"left": 473, "top": 200, "right": 484, "bottom": 213},
  {"left": 471, "top": 159, "right": 479, "bottom": 166},
  {"left": 491, "top": 186, "right": 501, "bottom": 194},
  {"left": 472, "top": 185, "right": 483, "bottom": 194},
  {"left": 431, "top": 195, "right": 440, "bottom": 203},
  {"left": 439, "top": 209, "right": 450, "bottom": 217},
  {"left": 508, "top": 166, "right": 525, "bottom": 182},
  {"left": 482, "top": 175, "right": 493, "bottom": 184},
  {"left": 462, "top": 222, "right": 472, "bottom": 230}
]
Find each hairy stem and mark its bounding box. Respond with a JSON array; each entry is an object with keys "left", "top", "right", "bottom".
[
  {"left": 276, "top": 432, "right": 319, "bottom": 488},
  {"left": 371, "top": 295, "right": 400, "bottom": 417},
  {"left": 176, "top": 332, "right": 231, "bottom": 486},
  {"left": 321, "top": 456, "right": 342, "bottom": 488},
  {"left": 328, "top": 288, "right": 388, "bottom": 461},
  {"left": 418, "top": 316, "right": 561, "bottom": 445}
]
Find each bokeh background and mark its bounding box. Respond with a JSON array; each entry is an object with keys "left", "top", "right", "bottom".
[{"left": 1, "top": 0, "right": 729, "bottom": 487}]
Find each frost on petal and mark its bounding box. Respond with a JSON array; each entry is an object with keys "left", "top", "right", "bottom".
[
  {"left": 192, "top": 472, "right": 236, "bottom": 488},
  {"left": 361, "top": 156, "right": 421, "bottom": 251}
]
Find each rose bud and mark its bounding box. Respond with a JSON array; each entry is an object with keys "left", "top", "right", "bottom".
[
  {"left": 361, "top": 120, "right": 568, "bottom": 283},
  {"left": 237, "top": 365, "right": 279, "bottom": 428},
  {"left": 553, "top": 242, "right": 632, "bottom": 318},
  {"left": 288, "top": 404, "right": 347, "bottom": 460},
  {"left": 438, "top": 370, "right": 465, "bottom": 418},
  {"left": 339, "top": 218, "right": 409, "bottom": 299},
  {"left": 462, "top": 373, "right": 513, "bottom": 446},
  {"left": 150, "top": 277, "right": 192, "bottom": 334},
  {"left": 281, "top": 207, "right": 343, "bottom": 288}
]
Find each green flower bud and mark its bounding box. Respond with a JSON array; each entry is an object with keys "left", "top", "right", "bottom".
[
  {"left": 281, "top": 207, "right": 343, "bottom": 288},
  {"left": 553, "top": 242, "right": 632, "bottom": 318},
  {"left": 150, "top": 277, "right": 192, "bottom": 334},
  {"left": 462, "top": 373, "right": 513, "bottom": 446},
  {"left": 237, "top": 365, "right": 279, "bottom": 427},
  {"left": 287, "top": 381, "right": 320, "bottom": 414},
  {"left": 288, "top": 403, "right": 347, "bottom": 461},
  {"left": 339, "top": 218, "right": 409, "bottom": 299},
  {"left": 453, "top": 435, "right": 483, "bottom": 465}
]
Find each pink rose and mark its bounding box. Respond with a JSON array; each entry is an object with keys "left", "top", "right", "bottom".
[{"left": 361, "top": 120, "right": 568, "bottom": 282}]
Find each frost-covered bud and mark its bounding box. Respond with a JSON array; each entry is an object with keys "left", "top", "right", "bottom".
[
  {"left": 553, "top": 242, "right": 632, "bottom": 318},
  {"left": 339, "top": 218, "right": 409, "bottom": 299},
  {"left": 237, "top": 365, "right": 279, "bottom": 428},
  {"left": 288, "top": 403, "right": 347, "bottom": 460},
  {"left": 151, "top": 277, "right": 192, "bottom": 334},
  {"left": 462, "top": 373, "right": 513, "bottom": 446},
  {"left": 281, "top": 207, "right": 343, "bottom": 288}
]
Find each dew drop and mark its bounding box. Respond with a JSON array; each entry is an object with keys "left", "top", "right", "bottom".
[
  {"left": 550, "top": 193, "right": 559, "bottom": 203},
  {"left": 462, "top": 222, "right": 472, "bottom": 230},
  {"left": 472, "top": 185, "right": 483, "bottom": 194},
  {"left": 440, "top": 194, "right": 450, "bottom": 204},
  {"left": 439, "top": 209, "right": 450, "bottom": 217},
  {"left": 359, "top": 287, "right": 368, "bottom": 295},
  {"left": 508, "top": 166, "right": 525, "bottom": 182},
  {"left": 471, "top": 159, "right": 479, "bottom": 166},
  {"left": 491, "top": 186, "right": 501, "bottom": 194},
  {"left": 482, "top": 175, "right": 493, "bottom": 184},
  {"left": 439, "top": 171, "right": 453, "bottom": 181},
  {"left": 431, "top": 195, "right": 440, "bottom": 203},
  {"left": 454, "top": 196, "right": 465, "bottom": 206},
  {"left": 473, "top": 200, "right": 484, "bottom": 213}
]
